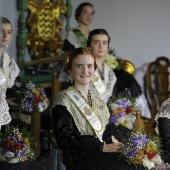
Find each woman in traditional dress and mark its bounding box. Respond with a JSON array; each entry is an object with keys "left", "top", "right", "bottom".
[
  {"left": 0, "top": 16, "right": 20, "bottom": 131},
  {"left": 155, "top": 98, "right": 170, "bottom": 163},
  {"left": 52, "top": 47, "right": 144, "bottom": 170},
  {"left": 63, "top": 2, "right": 95, "bottom": 52},
  {"left": 87, "top": 29, "right": 151, "bottom": 119},
  {"left": 57, "top": 3, "right": 95, "bottom": 82}
]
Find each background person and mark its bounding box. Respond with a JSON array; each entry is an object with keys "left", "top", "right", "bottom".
[
  {"left": 0, "top": 16, "right": 20, "bottom": 131},
  {"left": 155, "top": 98, "right": 170, "bottom": 164},
  {"left": 56, "top": 2, "right": 95, "bottom": 82},
  {"left": 63, "top": 2, "right": 95, "bottom": 52},
  {"left": 87, "top": 28, "right": 151, "bottom": 119}
]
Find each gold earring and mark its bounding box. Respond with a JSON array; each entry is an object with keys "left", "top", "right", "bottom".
[
  {"left": 77, "top": 18, "right": 81, "bottom": 23},
  {"left": 70, "top": 74, "right": 74, "bottom": 84},
  {"left": 91, "top": 74, "right": 98, "bottom": 83}
]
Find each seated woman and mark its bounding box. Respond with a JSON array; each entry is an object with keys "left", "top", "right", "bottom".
[
  {"left": 155, "top": 98, "right": 170, "bottom": 163},
  {"left": 87, "top": 29, "right": 151, "bottom": 119},
  {"left": 52, "top": 47, "right": 144, "bottom": 170}
]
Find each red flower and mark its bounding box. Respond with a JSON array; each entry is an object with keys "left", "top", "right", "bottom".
[
  {"left": 125, "top": 106, "right": 132, "bottom": 114},
  {"left": 146, "top": 151, "right": 158, "bottom": 160},
  {"left": 1, "top": 139, "right": 12, "bottom": 147},
  {"left": 34, "top": 95, "right": 42, "bottom": 103}
]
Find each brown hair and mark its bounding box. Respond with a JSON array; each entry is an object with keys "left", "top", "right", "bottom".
[
  {"left": 67, "top": 47, "right": 97, "bottom": 71},
  {"left": 87, "top": 29, "right": 110, "bottom": 48},
  {"left": 0, "top": 16, "right": 12, "bottom": 30},
  {"left": 75, "top": 2, "right": 95, "bottom": 22}
]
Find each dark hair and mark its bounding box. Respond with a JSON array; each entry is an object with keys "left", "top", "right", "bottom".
[
  {"left": 87, "top": 29, "right": 111, "bottom": 48},
  {"left": 67, "top": 47, "right": 97, "bottom": 71},
  {"left": 75, "top": 2, "right": 95, "bottom": 22},
  {"left": 0, "top": 16, "right": 12, "bottom": 30}
]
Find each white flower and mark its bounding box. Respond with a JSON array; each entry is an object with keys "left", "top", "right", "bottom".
[
  {"left": 3, "top": 151, "right": 14, "bottom": 157},
  {"left": 127, "top": 114, "right": 136, "bottom": 122},
  {"left": 8, "top": 158, "right": 19, "bottom": 163},
  {"left": 38, "top": 101, "right": 48, "bottom": 112},
  {"left": 125, "top": 120, "right": 133, "bottom": 129},
  {"left": 111, "top": 103, "right": 119, "bottom": 111},
  {"left": 117, "top": 116, "right": 126, "bottom": 124},
  {"left": 142, "top": 157, "right": 155, "bottom": 170},
  {"left": 151, "top": 155, "right": 162, "bottom": 165}
]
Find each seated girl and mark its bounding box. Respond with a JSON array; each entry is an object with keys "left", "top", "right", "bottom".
[
  {"left": 87, "top": 28, "right": 151, "bottom": 119},
  {"left": 52, "top": 47, "right": 144, "bottom": 170}
]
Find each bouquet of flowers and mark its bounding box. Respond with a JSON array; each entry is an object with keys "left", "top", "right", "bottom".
[
  {"left": 121, "top": 131, "right": 162, "bottom": 169},
  {"left": 0, "top": 127, "right": 35, "bottom": 163},
  {"left": 20, "top": 81, "right": 49, "bottom": 112},
  {"left": 107, "top": 96, "right": 139, "bottom": 129}
]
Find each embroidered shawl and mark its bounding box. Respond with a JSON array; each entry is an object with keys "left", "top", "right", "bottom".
[
  {"left": 52, "top": 87, "right": 110, "bottom": 137},
  {"left": 66, "top": 27, "right": 87, "bottom": 48}
]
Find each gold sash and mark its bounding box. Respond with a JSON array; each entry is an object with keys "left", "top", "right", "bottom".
[
  {"left": 66, "top": 88, "right": 104, "bottom": 141},
  {"left": 92, "top": 72, "right": 108, "bottom": 103}
]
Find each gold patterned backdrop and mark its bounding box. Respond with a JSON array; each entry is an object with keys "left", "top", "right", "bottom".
[{"left": 27, "top": 0, "right": 67, "bottom": 58}]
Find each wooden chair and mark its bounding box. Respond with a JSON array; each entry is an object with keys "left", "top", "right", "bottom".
[
  {"left": 31, "top": 72, "right": 60, "bottom": 158},
  {"left": 144, "top": 56, "right": 170, "bottom": 135},
  {"left": 24, "top": 61, "right": 69, "bottom": 158}
]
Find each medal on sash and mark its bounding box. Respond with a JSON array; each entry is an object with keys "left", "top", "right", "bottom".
[{"left": 66, "top": 88, "right": 104, "bottom": 142}]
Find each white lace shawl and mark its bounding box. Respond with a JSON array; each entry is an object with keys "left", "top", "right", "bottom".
[
  {"left": 0, "top": 68, "right": 11, "bottom": 129},
  {"left": 154, "top": 98, "right": 170, "bottom": 134},
  {"left": 2, "top": 51, "right": 20, "bottom": 90}
]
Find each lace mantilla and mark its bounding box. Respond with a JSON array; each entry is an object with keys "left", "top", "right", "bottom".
[
  {"left": 155, "top": 98, "right": 170, "bottom": 134},
  {"left": 0, "top": 97, "right": 11, "bottom": 126},
  {"left": 0, "top": 52, "right": 19, "bottom": 129},
  {"left": 0, "top": 69, "right": 11, "bottom": 129},
  {"left": 1, "top": 51, "right": 20, "bottom": 89}
]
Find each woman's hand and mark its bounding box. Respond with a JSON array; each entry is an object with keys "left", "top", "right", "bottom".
[
  {"left": 102, "top": 142, "right": 123, "bottom": 152},
  {"left": 102, "top": 135, "right": 123, "bottom": 152}
]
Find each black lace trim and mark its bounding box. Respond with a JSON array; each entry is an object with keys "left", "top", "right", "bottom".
[{"left": 0, "top": 51, "right": 4, "bottom": 68}]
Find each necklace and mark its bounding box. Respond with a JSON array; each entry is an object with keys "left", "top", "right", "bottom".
[{"left": 74, "top": 87, "right": 92, "bottom": 107}]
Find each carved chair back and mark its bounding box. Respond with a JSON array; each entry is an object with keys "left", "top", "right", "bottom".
[{"left": 145, "top": 56, "right": 170, "bottom": 124}]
